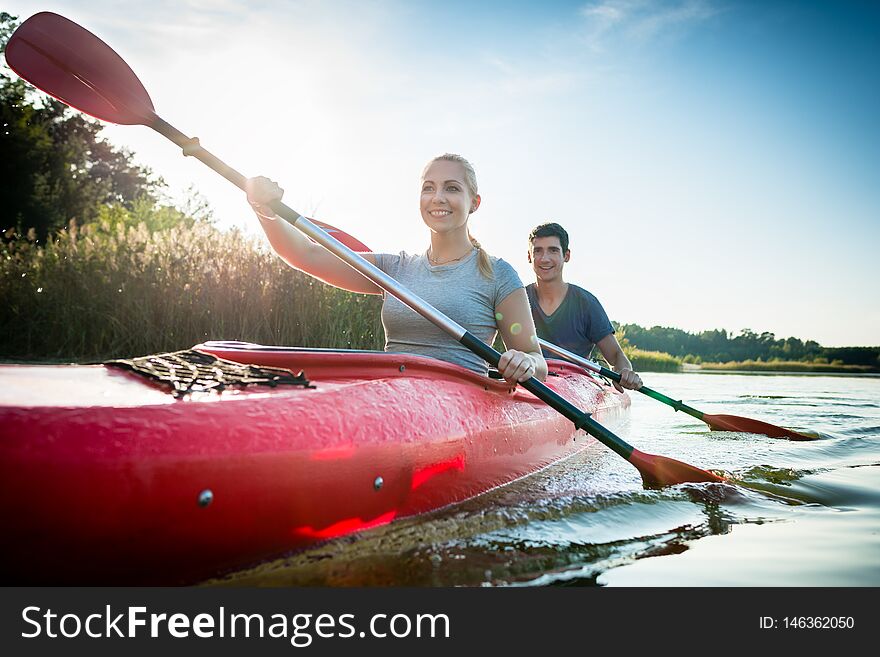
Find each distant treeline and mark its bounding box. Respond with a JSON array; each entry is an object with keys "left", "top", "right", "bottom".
[{"left": 617, "top": 323, "right": 879, "bottom": 369}]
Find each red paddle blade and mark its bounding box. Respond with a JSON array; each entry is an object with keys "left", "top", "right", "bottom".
[
  {"left": 704, "top": 414, "right": 819, "bottom": 441},
  {"left": 310, "top": 220, "right": 371, "bottom": 252},
  {"left": 629, "top": 449, "right": 726, "bottom": 487},
  {"left": 6, "top": 12, "right": 156, "bottom": 125}
]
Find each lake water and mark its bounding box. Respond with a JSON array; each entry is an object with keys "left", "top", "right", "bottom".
[{"left": 210, "top": 371, "right": 880, "bottom": 587}]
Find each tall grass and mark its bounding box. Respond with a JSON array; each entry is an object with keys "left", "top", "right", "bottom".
[
  {"left": 1, "top": 219, "right": 383, "bottom": 362},
  {"left": 624, "top": 347, "right": 682, "bottom": 372},
  {"left": 698, "top": 359, "right": 875, "bottom": 374},
  {"left": 612, "top": 328, "right": 681, "bottom": 372}
]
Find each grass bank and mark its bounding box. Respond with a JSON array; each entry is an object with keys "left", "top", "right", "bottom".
[
  {"left": 625, "top": 348, "right": 682, "bottom": 372},
  {"left": 697, "top": 359, "right": 877, "bottom": 374}
]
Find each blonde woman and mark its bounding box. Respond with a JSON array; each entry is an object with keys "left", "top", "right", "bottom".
[{"left": 246, "top": 154, "right": 546, "bottom": 384}]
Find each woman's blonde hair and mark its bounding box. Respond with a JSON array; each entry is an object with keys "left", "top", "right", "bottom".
[{"left": 422, "top": 153, "right": 493, "bottom": 278}]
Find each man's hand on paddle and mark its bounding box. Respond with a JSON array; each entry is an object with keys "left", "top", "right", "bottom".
[{"left": 614, "top": 367, "right": 643, "bottom": 393}]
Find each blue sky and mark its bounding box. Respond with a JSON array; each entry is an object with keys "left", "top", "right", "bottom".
[{"left": 4, "top": 1, "right": 878, "bottom": 346}]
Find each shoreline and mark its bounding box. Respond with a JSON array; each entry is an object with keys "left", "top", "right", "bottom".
[{"left": 681, "top": 364, "right": 879, "bottom": 377}]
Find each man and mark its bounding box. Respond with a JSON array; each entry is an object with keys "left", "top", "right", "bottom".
[{"left": 526, "top": 222, "right": 642, "bottom": 392}]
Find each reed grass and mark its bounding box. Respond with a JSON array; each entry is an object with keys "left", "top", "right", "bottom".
[
  {"left": 624, "top": 347, "right": 682, "bottom": 372},
  {"left": 1, "top": 218, "right": 384, "bottom": 362},
  {"left": 698, "top": 359, "right": 875, "bottom": 374}
]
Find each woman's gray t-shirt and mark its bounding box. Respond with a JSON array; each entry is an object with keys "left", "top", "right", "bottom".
[{"left": 373, "top": 249, "right": 523, "bottom": 375}]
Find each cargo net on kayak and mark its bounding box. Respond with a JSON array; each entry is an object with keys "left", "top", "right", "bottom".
[{"left": 106, "top": 350, "right": 313, "bottom": 398}]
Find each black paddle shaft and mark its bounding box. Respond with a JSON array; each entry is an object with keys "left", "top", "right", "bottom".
[
  {"left": 148, "top": 117, "right": 703, "bottom": 475},
  {"left": 150, "top": 117, "right": 249, "bottom": 190},
  {"left": 540, "top": 340, "right": 707, "bottom": 422},
  {"left": 597, "top": 364, "right": 705, "bottom": 420},
  {"left": 459, "top": 333, "right": 635, "bottom": 460}
]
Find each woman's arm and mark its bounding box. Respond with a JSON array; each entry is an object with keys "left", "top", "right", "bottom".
[
  {"left": 247, "top": 177, "right": 382, "bottom": 295},
  {"left": 495, "top": 288, "right": 548, "bottom": 383}
]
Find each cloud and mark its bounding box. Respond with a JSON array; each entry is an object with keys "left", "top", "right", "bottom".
[{"left": 579, "top": 0, "right": 720, "bottom": 51}]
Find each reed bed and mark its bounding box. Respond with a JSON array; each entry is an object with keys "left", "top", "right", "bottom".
[
  {"left": 698, "top": 359, "right": 875, "bottom": 374},
  {"left": 625, "top": 348, "right": 682, "bottom": 372},
  {"left": 1, "top": 219, "right": 384, "bottom": 362}
]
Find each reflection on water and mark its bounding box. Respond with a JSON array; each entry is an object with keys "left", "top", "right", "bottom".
[{"left": 207, "top": 373, "right": 880, "bottom": 587}]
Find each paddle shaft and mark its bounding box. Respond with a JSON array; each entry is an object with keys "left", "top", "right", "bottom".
[
  {"left": 147, "top": 116, "right": 637, "bottom": 460},
  {"left": 538, "top": 339, "right": 706, "bottom": 421},
  {"left": 151, "top": 117, "right": 249, "bottom": 189}
]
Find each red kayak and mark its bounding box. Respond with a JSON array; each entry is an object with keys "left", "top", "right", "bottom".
[{"left": 0, "top": 342, "right": 629, "bottom": 584}]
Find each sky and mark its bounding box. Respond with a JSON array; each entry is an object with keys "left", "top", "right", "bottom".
[{"left": 4, "top": 0, "right": 879, "bottom": 347}]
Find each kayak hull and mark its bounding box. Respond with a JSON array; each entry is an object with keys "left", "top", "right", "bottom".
[{"left": 0, "top": 342, "right": 629, "bottom": 584}]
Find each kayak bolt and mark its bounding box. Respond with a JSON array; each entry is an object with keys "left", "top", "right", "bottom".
[
  {"left": 198, "top": 489, "right": 214, "bottom": 507},
  {"left": 373, "top": 476, "right": 384, "bottom": 491},
  {"left": 398, "top": 365, "right": 406, "bottom": 372}
]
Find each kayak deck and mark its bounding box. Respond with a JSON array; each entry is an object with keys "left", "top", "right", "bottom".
[{"left": 0, "top": 343, "right": 629, "bottom": 584}]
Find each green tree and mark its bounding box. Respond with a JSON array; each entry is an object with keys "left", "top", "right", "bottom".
[{"left": 1, "top": 13, "right": 160, "bottom": 239}]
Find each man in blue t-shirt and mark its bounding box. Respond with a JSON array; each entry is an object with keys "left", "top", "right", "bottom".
[{"left": 526, "top": 223, "right": 642, "bottom": 392}]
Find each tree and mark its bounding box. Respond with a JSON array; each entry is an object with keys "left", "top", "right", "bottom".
[{"left": 1, "top": 13, "right": 160, "bottom": 239}]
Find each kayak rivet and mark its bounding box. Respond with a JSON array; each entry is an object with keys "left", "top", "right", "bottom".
[
  {"left": 197, "top": 489, "right": 214, "bottom": 507},
  {"left": 398, "top": 365, "right": 406, "bottom": 372},
  {"left": 373, "top": 476, "right": 384, "bottom": 491}
]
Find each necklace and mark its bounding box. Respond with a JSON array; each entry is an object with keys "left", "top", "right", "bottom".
[{"left": 428, "top": 247, "right": 474, "bottom": 266}]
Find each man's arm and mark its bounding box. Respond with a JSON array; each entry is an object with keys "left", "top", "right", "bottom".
[{"left": 596, "top": 334, "right": 643, "bottom": 392}]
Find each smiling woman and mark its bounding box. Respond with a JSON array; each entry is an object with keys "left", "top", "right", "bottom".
[{"left": 245, "top": 154, "right": 549, "bottom": 383}]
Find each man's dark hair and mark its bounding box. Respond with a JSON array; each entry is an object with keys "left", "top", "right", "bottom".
[{"left": 528, "top": 223, "right": 569, "bottom": 253}]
